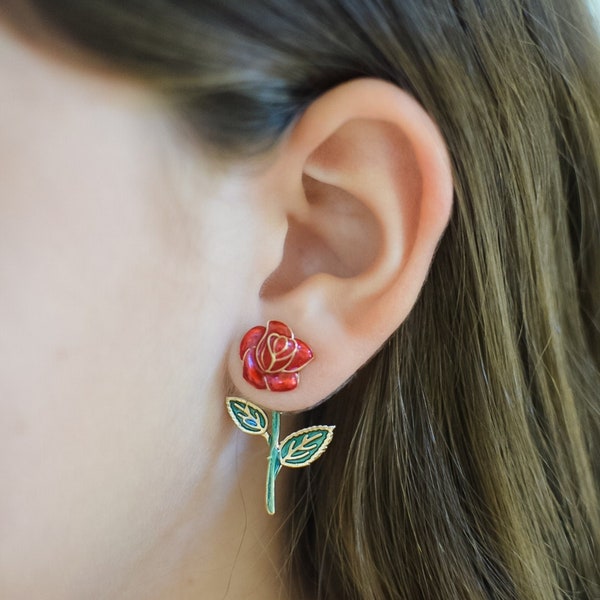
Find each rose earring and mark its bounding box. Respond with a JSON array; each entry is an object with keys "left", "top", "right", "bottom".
[{"left": 225, "top": 320, "right": 335, "bottom": 515}]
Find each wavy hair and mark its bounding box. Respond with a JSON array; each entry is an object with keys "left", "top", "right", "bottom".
[{"left": 27, "top": 1, "right": 600, "bottom": 597}]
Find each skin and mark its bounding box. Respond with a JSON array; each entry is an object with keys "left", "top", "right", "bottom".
[
  {"left": 0, "top": 6, "right": 452, "bottom": 599},
  {"left": 0, "top": 17, "right": 288, "bottom": 600}
]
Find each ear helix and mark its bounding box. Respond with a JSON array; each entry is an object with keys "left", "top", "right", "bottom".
[{"left": 225, "top": 320, "right": 334, "bottom": 515}]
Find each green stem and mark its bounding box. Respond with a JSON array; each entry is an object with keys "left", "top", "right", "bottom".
[{"left": 266, "top": 411, "right": 281, "bottom": 515}]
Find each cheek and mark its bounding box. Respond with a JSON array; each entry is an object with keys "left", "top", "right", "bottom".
[
  {"left": 0, "top": 104, "right": 254, "bottom": 600},
  {"left": 0, "top": 168, "right": 248, "bottom": 596},
  {"left": 0, "top": 25, "right": 262, "bottom": 596},
  {"left": 0, "top": 159, "right": 170, "bottom": 597}
]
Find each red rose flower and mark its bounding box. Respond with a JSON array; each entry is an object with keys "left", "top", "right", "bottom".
[{"left": 239, "top": 321, "right": 314, "bottom": 391}]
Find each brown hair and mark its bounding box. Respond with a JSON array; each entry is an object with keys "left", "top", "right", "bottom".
[{"left": 27, "top": 1, "right": 600, "bottom": 597}]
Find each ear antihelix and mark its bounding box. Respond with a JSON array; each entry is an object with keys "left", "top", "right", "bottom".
[{"left": 225, "top": 320, "right": 334, "bottom": 515}]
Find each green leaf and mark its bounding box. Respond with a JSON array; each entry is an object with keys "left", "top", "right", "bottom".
[
  {"left": 225, "top": 397, "right": 268, "bottom": 436},
  {"left": 279, "top": 426, "right": 335, "bottom": 468}
]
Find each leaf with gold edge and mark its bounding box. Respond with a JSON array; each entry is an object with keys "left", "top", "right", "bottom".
[
  {"left": 225, "top": 397, "right": 268, "bottom": 436},
  {"left": 279, "top": 426, "right": 335, "bottom": 468}
]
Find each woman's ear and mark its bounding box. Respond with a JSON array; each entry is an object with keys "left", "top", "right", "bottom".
[{"left": 228, "top": 78, "right": 453, "bottom": 412}]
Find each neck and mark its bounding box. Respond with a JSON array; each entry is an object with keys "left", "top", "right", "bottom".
[{"left": 117, "top": 417, "right": 296, "bottom": 600}]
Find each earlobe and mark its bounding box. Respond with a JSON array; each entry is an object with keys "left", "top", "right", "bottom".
[{"left": 228, "top": 79, "right": 453, "bottom": 412}]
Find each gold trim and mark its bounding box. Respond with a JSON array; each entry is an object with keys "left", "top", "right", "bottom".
[{"left": 279, "top": 425, "right": 335, "bottom": 468}]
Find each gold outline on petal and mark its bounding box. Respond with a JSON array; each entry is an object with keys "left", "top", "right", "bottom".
[
  {"left": 262, "top": 334, "right": 297, "bottom": 374},
  {"left": 241, "top": 347, "right": 268, "bottom": 390},
  {"left": 247, "top": 320, "right": 314, "bottom": 386},
  {"left": 282, "top": 341, "right": 314, "bottom": 373}
]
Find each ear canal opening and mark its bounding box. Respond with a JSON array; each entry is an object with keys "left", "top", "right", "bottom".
[{"left": 260, "top": 174, "right": 381, "bottom": 298}]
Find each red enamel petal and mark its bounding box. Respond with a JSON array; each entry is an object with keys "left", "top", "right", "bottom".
[
  {"left": 287, "top": 338, "right": 313, "bottom": 371},
  {"left": 273, "top": 337, "right": 288, "bottom": 354},
  {"left": 239, "top": 326, "right": 266, "bottom": 359},
  {"left": 267, "top": 337, "right": 296, "bottom": 372},
  {"left": 242, "top": 350, "right": 267, "bottom": 389},
  {"left": 265, "top": 372, "right": 299, "bottom": 392},
  {"left": 271, "top": 357, "right": 294, "bottom": 373},
  {"left": 266, "top": 320, "right": 293, "bottom": 338},
  {"left": 256, "top": 342, "right": 269, "bottom": 372}
]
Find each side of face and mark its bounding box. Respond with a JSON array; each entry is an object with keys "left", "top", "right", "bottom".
[
  {"left": 0, "top": 18, "right": 261, "bottom": 599},
  {"left": 0, "top": 6, "right": 454, "bottom": 597}
]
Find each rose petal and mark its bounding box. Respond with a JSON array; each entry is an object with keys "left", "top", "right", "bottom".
[
  {"left": 287, "top": 338, "right": 313, "bottom": 371},
  {"left": 256, "top": 336, "right": 272, "bottom": 373},
  {"left": 266, "top": 320, "right": 293, "bottom": 338},
  {"left": 271, "top": 336, "right": 289, "bottom": 355},
  {"left": 242, "top": 349, "right": 267, "bottom": 389},
  {"left": 266, "top": 335, "right": 296, "bottom": 372},
  {"left": 239, "top": 326, "right": 266, "bottom": 359},
  {"left": 265, "top": 372, "right": 299, "bottom": 392}
]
